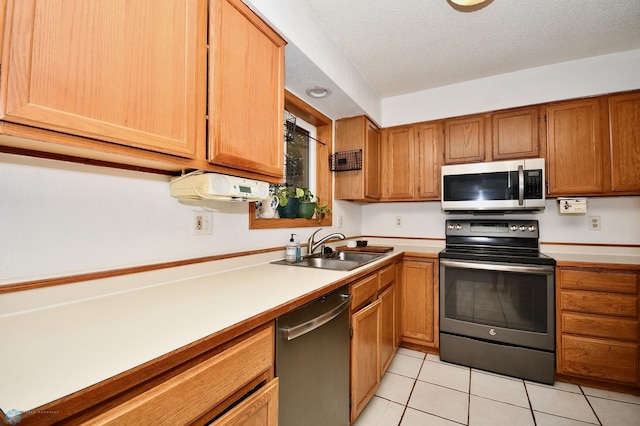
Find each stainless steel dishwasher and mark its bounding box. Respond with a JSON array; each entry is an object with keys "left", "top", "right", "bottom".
[{"left": 276, "top": 284, "right": 351, "bottom": 426}]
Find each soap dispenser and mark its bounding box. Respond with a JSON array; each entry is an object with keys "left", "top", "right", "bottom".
[{"left": 285, "top": 234, "right": 297, "bottom": 262}]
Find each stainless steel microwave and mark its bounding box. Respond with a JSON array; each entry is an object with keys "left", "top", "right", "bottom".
[{"left": 441, "top": 158, "right": 545, "bottom": 212}]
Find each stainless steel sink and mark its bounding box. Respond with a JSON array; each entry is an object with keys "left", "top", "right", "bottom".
[{"left": 271, "top": 251, "right": 386, "bottom": 271}]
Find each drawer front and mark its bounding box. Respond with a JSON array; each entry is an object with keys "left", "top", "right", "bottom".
[
  {"left": 378, "top": 264, "right": 396, "bottom": 291},
  {"left": 352, "top": 273, "right": 379, "bottom": 311},
  {"left": 562, "top": 312, "right": 639, "bottom": 342},
  {"left": 561, "top": 291, "right": 638, "bottom": 318},
  {"left": 560, "top": 269, "right": 638, "bottom": 294},
  {"left": 561, "top": 335, "right": 638, "bottom": 385},
  {"left": 212, "top": 378, "right": 278, "bottom": 426},
  {"left": 83, "top": 326, "right": 274, "bottom": 425}
]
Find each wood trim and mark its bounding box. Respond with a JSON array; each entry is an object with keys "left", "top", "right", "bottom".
[
  {"left": 0, "top": 145, "right": 174, "bottom": 176},
  {"left": 0, "top": 247, "right": 282, "bottom": 294},
  {"left": 542, "top": 241, "right": 640, "bottom": 248}
]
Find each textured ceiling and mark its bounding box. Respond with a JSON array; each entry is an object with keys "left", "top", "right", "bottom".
[{"left": 301, "top": 0, "right": 640, "bottom": 98}]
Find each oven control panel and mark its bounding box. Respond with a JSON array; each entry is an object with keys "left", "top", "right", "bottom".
[{"left": 445, "top": 219, "right": 539, "bottom": 238}]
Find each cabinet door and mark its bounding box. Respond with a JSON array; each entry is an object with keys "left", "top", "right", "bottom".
[
  {"left": 491, "top": 106, "right": 540, "bottom": 160},
  {"left": 546, "top": 99, "right": 606, "bottom": 195},
  {"left": 382, "top": 125, "right": 415, "bottom": 199},
  {"left": 365, "top": 119, "right": 382, "bottom": 199},
  {"left": 444, "top": 114, "right": 486, "bottom": 164},
  {"left": 351, "top": 300, "right": 380, "bottom": 422},
  {"left": 608, "top": 92, "right": 640, "bottom": 193},
  {"left": 208, "top": 0, "right": 285, "bottom": 178},
  {"left": 415, "top": 121, "right": 442, "bottom": 199},
  {"left": 401, "top": 260, "right": 437, "bottom": 348},
  {"left": 212, "top": 378, "right": 278, "bottom": 426},
  {"left": 379, "top": 284, "right": 396, "bottom": 376},
  {"left": 1, "top": 0, "right": 206, "bottom": 158},
  {"left": 335, "top": 116, "right": 381, "bottom": 201}
]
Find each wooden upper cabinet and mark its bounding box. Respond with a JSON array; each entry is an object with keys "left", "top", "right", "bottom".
[
  {"left": 208, "top": 0, "right": 285, "bottom": 179},
  {"left": 381, "top": 121, "right": 441, "bottom": 201},
  {"left": 491, "top": 106, "right": 541, "bottom": 160},
  {"left": 1, "top": 0, "right": 207, "bottom": 158},
  {"left": 415, "top": 122, "right": 442, "bottom": 199},
  {"left": 365, "top": 120, "right": 382, "bottom": 199},
  {"left": 443, "top": 114, "right": 487, "bottom": 164},
  {"left": 546, "top": 98, "right": 607, "bottom": 195},
  {"left": 335, "top": 115, "right": 381, "bottom": 201},
  {"left": 608, "top": 92, "right": 640, "bottom": 194},
  {"left": 382, "top": 125, "right": 415, "bottom": 199}
]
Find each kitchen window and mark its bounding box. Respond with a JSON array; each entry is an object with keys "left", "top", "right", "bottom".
[{"left": 249, "top": 90, "right": 332, "bottom": 229}]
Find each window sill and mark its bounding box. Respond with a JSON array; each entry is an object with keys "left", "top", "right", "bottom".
[{"left": 248, "top": 203, "right": 332, "bottom": 229}]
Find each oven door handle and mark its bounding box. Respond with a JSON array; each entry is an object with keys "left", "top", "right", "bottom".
[
  {"left": 518, "top": 165, "right": 525, "bottom": 206},
  {"left": 440, "top": 259, "right": 554, "bottom": 274}
]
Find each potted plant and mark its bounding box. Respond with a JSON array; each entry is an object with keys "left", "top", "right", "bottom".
[
  {"left": 295, "top": 187, "right": 317, "bottom": 219},
  {"left": 314, "top": 200, "right": 332, "bottom": 223},
  {"left": 272, "top": 185, "right": 299, "bottom": 219}
]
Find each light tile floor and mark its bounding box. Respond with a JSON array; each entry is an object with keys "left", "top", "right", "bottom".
[{"left": 353, "top": 348, "right": 640, "bottom": 426}]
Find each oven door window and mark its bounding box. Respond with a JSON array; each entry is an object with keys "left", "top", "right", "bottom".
[{"left": 442, "top": 266, "right": 548, "bottom": 333}]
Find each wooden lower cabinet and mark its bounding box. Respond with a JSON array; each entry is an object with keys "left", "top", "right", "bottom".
[
  {"left": 401, "top": 258, "right": 439, "bottom": 350},
  {"left": 379, "top": 284, "right": 396, "bottom": 375},
  {"left": 213, "top": 378, "right": 279, "bottom": 426},
  {"left": 351, "top": 299, "right": 381, "bottom": 422},
  {"left": 81, "top": 325, "right": 277, "bottom": 426},
  {"left": 557, "top": 265, "right": 640, "bottom": 389},
  {"left": 350, "top": 263, "right": 399, "bottom": 422}
]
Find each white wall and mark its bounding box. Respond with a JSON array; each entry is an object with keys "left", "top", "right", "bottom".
[
  {"left": 0, "top": 153, "right": 355, "bottom": 285},
  {"left": 2, "top": 43, "right": 639, "bottom": 285},
  {"left": 361, "top": 197, "right": 640, "bottom": 246},
  {"left": 382, "top": 49, "right": 640, "bottom": 127}
]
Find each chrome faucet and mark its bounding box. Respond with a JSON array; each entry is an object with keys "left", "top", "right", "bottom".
[{"left": 307, "top": 228, "right": 346, "bottom": 255}]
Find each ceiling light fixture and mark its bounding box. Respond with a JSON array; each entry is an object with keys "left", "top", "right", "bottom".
[
  {"left": 306, "top": 86, "right": 331, "bottom": 99},
  {"left": 448, "top": 0, "right": 493, "bottom": 11},
  {"left": 450, "top": 0, "right": 486, "bottom": 5}
]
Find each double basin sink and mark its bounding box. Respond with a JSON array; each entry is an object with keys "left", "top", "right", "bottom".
[{"left": 271, "top": 250, "right": 386, "bottom": 271}]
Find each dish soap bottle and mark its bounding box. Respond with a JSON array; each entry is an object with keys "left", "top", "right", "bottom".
[
  {"left": 285, "top": 234, "right": 298, "bottom": 262},
  {"left": 294, "top": 235, "right": 302, "bottom": 261}
]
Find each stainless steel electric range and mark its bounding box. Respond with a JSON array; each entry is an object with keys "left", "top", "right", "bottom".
[{"left": 438, "top": 219, "right": 556, "bottom": 384}]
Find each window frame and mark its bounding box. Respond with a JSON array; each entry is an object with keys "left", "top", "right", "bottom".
[{"left": 249, "top": 90, "right": 333, "bottom": 229}]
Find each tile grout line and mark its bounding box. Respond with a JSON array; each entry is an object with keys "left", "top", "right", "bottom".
[
  {"left": 395, "top": 355, "right": 426, "bottom": 425},
  {"left": 523, "top": 379, "right": 538, "bottom": 426},
  {"left": 579, "top": 385, "right": 603, "bottom": 426}
]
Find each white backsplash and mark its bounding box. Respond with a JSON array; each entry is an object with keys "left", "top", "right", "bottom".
[
  {"left": 2, "top": 150, "right": 638, "bottom": 285},
  {"left": 361, "top": 197, "right": 640, "bottom": 245}
]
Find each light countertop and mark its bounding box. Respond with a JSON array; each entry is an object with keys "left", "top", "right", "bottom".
[{"left": 1, "top": 240, "right": 637, "bottom": 415}]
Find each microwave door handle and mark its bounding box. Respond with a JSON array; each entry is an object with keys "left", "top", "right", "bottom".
[{"left": 518, "top": 165, "right": 524, "bottom": 205}]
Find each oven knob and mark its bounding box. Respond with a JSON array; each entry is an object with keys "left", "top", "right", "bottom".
[
  {"left": 447, "top": 224, "right": 455, "bottom": 230},
  {"left": 519, "top": 226, "right": 526, "bottom": 231},
  {"left": 510, "top": 225, "right": 517, "bottom": 232},
  {"left": 528, "top": 225, "right": 537, "bottom": 232},
  {"left": 455, "top": 224, "right": 462, "bottom": 230}
]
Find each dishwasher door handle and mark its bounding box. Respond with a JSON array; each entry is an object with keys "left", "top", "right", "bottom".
[{"left": 281, "top": 294, "right": 352, "bottom": 341}]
